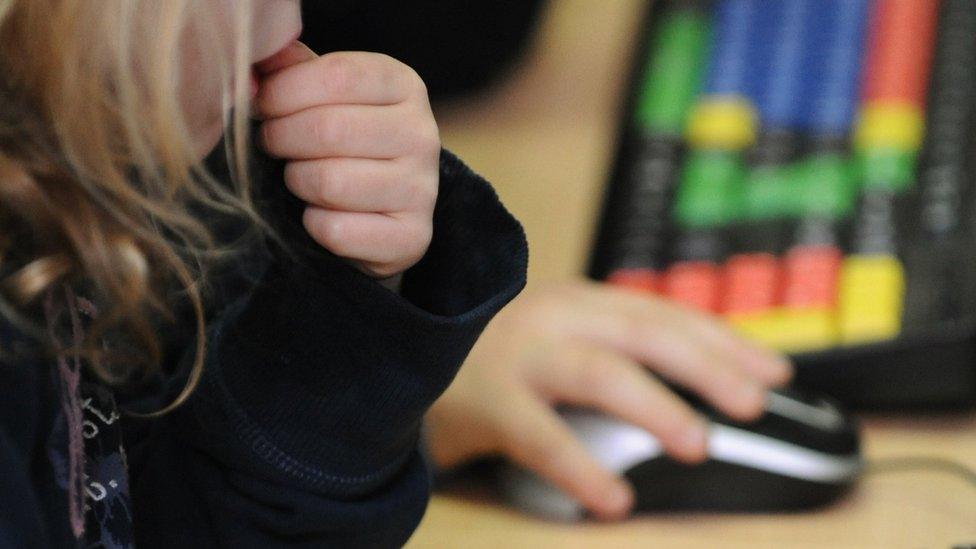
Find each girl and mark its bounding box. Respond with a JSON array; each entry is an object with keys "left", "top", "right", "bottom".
[{"left": 0, "top": 1, "right": 526, "bottom": 547}]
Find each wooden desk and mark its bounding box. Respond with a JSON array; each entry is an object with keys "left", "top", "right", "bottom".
[{"left": 411, "top": 1, "right": 976, "bottom": 547}]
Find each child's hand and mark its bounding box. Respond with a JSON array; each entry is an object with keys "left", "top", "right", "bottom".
[
  {"left": 425, "top": 280, "right": 792, "bottom": 521},
  {"left": 255, "top": 43, "right": 440, "bottom": 279}
]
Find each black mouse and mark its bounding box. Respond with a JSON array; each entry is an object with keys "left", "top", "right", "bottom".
[{"left": 499, "top": 387, "right": 862, "bottom": 521}]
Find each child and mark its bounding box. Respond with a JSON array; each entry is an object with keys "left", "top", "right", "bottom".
[{"left": 0, "top": 1, "right": 526, "bottom": 547}]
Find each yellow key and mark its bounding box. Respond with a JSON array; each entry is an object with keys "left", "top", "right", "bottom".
[
  {"left": 686, "top": 97, "right": 757, "bottom": 150},
  {"left": 854, "top": 103, "right": 925, "bottom": 152},
  {"left": 729, "top": 309, "right": 837, "bottom": 354},
  {"left": 838, "top": 255, "right": 905, "bottom": 345}
]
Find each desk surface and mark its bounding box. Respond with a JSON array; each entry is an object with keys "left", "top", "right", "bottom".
[{"left": 410, "top": 1, "right": 976, "bottom": 547}]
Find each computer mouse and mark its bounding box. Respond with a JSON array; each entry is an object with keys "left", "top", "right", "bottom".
[{"left": 498, "top": 386, "right": 862, "bottom": 521}]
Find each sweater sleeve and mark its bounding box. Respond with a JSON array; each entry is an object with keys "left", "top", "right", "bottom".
[{"left": 127, "top": 150, "right": 528, "bottom": 548}]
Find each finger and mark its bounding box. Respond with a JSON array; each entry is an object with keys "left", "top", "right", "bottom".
[
  {"left": 597, "top": 284, "right": 793, "bottom": 387},
  {"left": 533, "top": 343, "right": 709, "bottom": 464},
  {"left": 284, "top": 158, "right": 436, "bottom": 213},
  {"left": 561, "top": 290, "right": 770, "bottom": 421},
  {"left": 302, "top": 207, "right": 430, "bottom": 276},
  {"left": 254, "top": 41, "right": 318, "bottom": 76},
  {"left": 257, "top": 51, "right": 422, "bottom": 118},
  {"left": 655, "top": 300, "right": 793, "bottom": 387},
  {"left": 497, "top": 389, "right": 634, "bottom": 521},
  {"left": 582, "top": 282, "right": 792, "bottom": 387},
  {"left": 260, "top": 104, "right": 431, "bottom": 160},
  {"left": 601, "top": 319, "right": 767, "bottom": 421}
]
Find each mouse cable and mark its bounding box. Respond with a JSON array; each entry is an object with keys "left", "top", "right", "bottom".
[
  {"left": 864, "top": 456, "right": 976, "bottom": 489},
  {"left": 865, "top": 458, "right": 976, "bottom": 549}
]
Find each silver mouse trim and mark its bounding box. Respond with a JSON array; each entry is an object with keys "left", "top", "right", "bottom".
[
  {"left": 564, "top": 411, "right": 862, "bottom": 482},
  {"left": 765, "top": 391, "right": 846, "bottom": 432},
  {"left": 709, "top": 424, "right": 862, "bottom": 482}
]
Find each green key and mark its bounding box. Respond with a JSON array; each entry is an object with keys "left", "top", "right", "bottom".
[
  {"left": 743, "top": 164, "right": 797, "bottom": 222},
  {"left": 792, "top": 153, "right": 857, "bottom": 220},
  {"left": 635, "top": 8, "right": 710, "bottom": 136},
  {"left": 856, "top": 148, "right": 916, "bottom": 193},
  {"left": 674, "top": 150, "right": 745, "bottom": 229}
]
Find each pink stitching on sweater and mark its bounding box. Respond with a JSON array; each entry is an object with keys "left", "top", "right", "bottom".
[{"left": 44, "top": 287, "right": 87, "bottom": 538}]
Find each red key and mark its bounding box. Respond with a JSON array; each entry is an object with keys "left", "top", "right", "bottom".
[
  {"left": 606, "top": 268, "right": 661, "bottom": 294},
  {"left": 862, "top": 0, "right": 940, "bottom": 107},
  {"left": 721, "top": 253, "right": 782, "bottom": 315},
  {"left": 664, "top": 261, "right": 721, "bottom": 313},
  {"left": 782, "top": 245, "right": 843, "bottom": 308}
]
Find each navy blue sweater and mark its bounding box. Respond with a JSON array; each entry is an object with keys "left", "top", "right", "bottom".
[{"left": 0, "top": 150, "right": 527, "bottom": 548}]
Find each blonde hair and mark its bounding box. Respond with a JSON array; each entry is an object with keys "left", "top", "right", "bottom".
[{"left": 0, "top": 0, "right": 263, "bottom": 413}]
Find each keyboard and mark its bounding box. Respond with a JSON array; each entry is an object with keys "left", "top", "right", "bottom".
[{"left": 588, "top": 0, "right": 976, "bottom": 408}]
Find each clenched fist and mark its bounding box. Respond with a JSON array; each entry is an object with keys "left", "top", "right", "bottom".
[{"left": 255, "top": 42, "right": 440, "bottom": 279}]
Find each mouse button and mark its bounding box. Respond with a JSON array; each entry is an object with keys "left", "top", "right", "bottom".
[
  {"left": 622, "top": 458, "right": 700, "bottom": 511},
  {"left": 562, "top": 410, "right": 664, "bottom": 473},
  {"left": 624, "top": 458, "right": 858, "bottom": 511},
  {"left": 623, "top": 458, "right": 770, "bottom": 511}
]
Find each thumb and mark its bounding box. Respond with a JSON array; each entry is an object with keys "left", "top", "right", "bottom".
[{"left": 255, "top": 40, "right": 317, "bottom": 76}]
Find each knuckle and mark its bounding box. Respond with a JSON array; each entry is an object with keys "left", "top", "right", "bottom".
[
  {"left": 410, "top": 222, "right": 433, "bottom": 258},
  {"left": 420, "top": 179, "right": 439, "bottom": 208},
  {"left": 315, "top": 163, "right": 346, "bottom": 204},
  {"left": 282, "top": 162, "right": 305, "bottom": 193},
  {"left": 256, "top": 81, "right": 279, "bottom": 113},
  {"left": 613, "top": 314, "right": 648, "bottom": 346},
  {"left": 389, "top": 222, "right": 431, "bottom": 273},
  {"left": 303, "top": 209, "right": 342, "bottom": 249},
  {"left": 577, "top": 358, "right": 613, "bottom": 395},
  {"left": 407, "top": 172, "right": 439, "bottom": 206},
  {"left": 311, "top": 110, "right": 347, "bottom": 149},
  {"left": 308, "top": 115, "right": 329, "bottom": 149},
  {"left": 260, "top": 121, "right": 281, "bottom": 153},
  {"left": 413, "top": 114, "right": 441, "bottom": 152},
  {"left": 401, "top": 63, "right": 428, "bottom": 96},
  {"left": 323, "top": 216, "right": 346, "bottom": 247},
  {"left": 422, "top": 124, "right": 442, "bottom": 155},
  {"left": 282, "top": 159, "right": 300, "bottom": 181},
  {"left": 402, "top": 115, "right": 440, "bottom": 157},
  {"left": 319, "top": 54, "right": 357, "bottom": 96}
]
